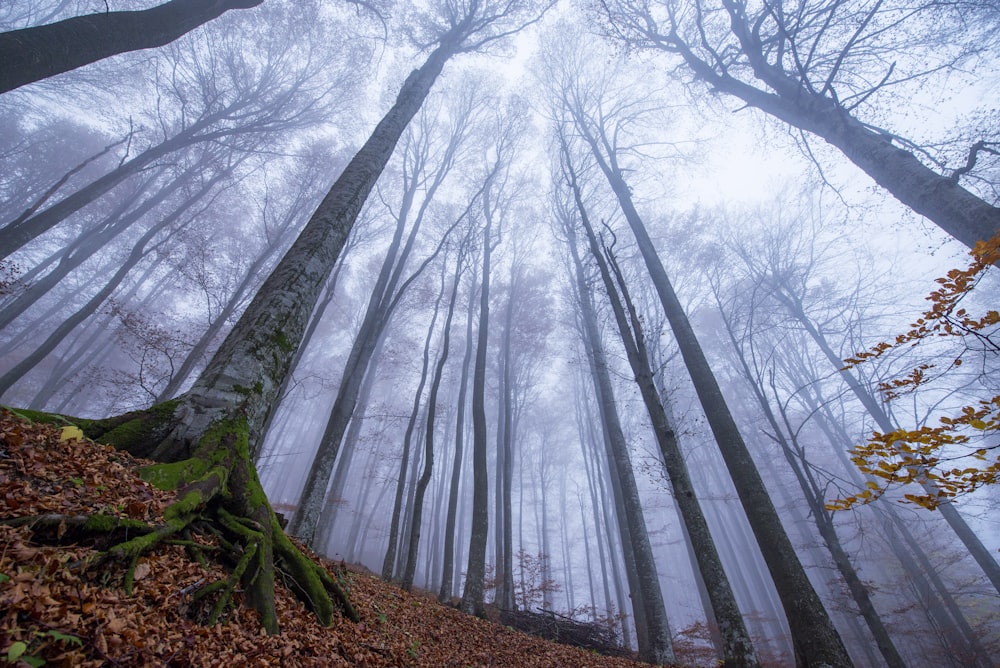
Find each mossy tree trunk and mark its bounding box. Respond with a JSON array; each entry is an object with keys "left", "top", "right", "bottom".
[{"left": 9, "top": 31, "right": 459, "bottom": 636}]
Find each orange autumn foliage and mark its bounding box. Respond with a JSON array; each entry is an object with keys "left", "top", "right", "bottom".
[{"left": 828, "top": 232, "right": 1000, "bottom": 511}]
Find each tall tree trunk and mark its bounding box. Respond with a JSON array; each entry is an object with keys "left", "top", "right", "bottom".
[
  {"left": 460, "top": 195, "right": 493, "bottom": 617},
  {"left": 0, "top": 0, "right": 263, "bottom": 94},
  {"left": 403, "top": 250, "right": 463, "bottom": 591},
  {"left": 382, "top": 272, "right": 444, "bottom": 581},
  {"left": 572, "top": 257, "right": 674, "bottom": 665},
  {"left": 439, "top": 268, "right": 477, "bottom": 603},
  {"left": 67, "top": 35, "right": 459, "bottom": 633},
  {"left": 562, "top": 145, "right": 758, "bottom": 667},
  {"left": 573, "top": 116, "right": 852, "bottom": 666},
  {"left": 494, "top": 280, "right": 516, "bottom": 611},
  {"left": 288, "top": 112, "right": 470, "bottom": 545},
  {"left": 0, "top": 165, "right": 183, "bottom": 331}
]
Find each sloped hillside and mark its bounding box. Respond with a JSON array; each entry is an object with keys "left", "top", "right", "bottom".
[{"left": 0, "top": 409, "right": 654, "bottom": 667}]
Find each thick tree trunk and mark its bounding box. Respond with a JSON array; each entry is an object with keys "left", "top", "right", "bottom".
[
  {"left": 575, "top": 117, "right": 851, "bottom": 665},
  {"left": 0, "top": 0, "right": 263, "bottom": 94},
  {"left": 288, "top": 111, "right": 463, "bottom": 544},
  {"left": 666, "top": 31, "right": 1000, "bottom": 249},
  {"left": 47, "top": 38, "right": 459, "bottom": 634}
]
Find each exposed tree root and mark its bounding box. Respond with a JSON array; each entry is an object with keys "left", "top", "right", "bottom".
[{"left": 6, "top": 403, "right": 359, "bottom": 634}]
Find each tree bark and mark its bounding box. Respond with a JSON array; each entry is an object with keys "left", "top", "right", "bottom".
[
  {"left": 572, "top": 113, "right": 852, "bottom": 665},
  {"left": 570, "top": 240, "right": 675, "bottom": 665},
  {"left": 561, "top": 155, "right": 759, "bottom": 665},
  {"left": 402, "top": 251, "right": 463, "bottom": 590},
  {"left": 460, "top": 189, "right": 493, "bottom": 617},
  {"left": 0, "top": 0, "right": 263, "bottom": 94}
]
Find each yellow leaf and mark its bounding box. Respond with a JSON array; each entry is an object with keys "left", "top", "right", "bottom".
[{"left": 59, "top": 426, "right": 84, "bottom": 442}]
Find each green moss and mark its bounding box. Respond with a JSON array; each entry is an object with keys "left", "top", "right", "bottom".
[
  {"left": 140, "top": 457, "right": 209, "bottom": 490},
  {"left": 3, "top": 406, "right": 84, "bottom": 427},
  {"left": 271, "top": 330, "right": 294, "bottom": 353},
  {"left": 84, "top": 514, "right": 119, "bottom": 532},
  {"left": 166, "top": 489, "right": 209, "bottom": 520}
]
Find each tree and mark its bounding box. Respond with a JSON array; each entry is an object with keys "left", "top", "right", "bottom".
[
  {"left": 400, "top": 239, "right": 469, "bottom": 591},
  {"left": 831, "top": 233, "right": 1000, "bottom": 508},
  {"left": 597, "top": 0, "right": 1000, "bottom": 249},
  {"left": 559, "top": 139, "right": 759, "bottom": 667},
  {"left": 7, "top": 0, "right": 554, "bottom": 633},
  {"left": 0, "top": 0, "right": 264, "bottom": 94},
  {"left": 288, "top": 83, "right": 490, "bottom": 546},
  {"left": 461, "top": 112, "right": 521, "bottom": 616},
  {"left": 1, "top": 8, "right": 343, "bottom": 261},
  {"left": 553, "top": 53, "right": 853, "bottom": 666}
]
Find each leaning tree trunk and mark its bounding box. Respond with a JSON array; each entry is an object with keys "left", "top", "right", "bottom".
[
  {"left": 561, "top": 161, "right": 758, "bottom": 665},
  {"left": 571, "top": 246, "right": 674, "bottom": 665},
  {"left": 18, "top": 37, "right": 460, "bottom": 636},
  {"left": 0, "top": 0, "right": 263, "bottom": 94},
  {"left": 573, "top": 114, "right": 852, "bottom": 665},
  {"left": 665, "top": 27, "right": 1000, "bottom": 249}
]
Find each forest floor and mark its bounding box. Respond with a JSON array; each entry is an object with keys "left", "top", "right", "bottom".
[{"left": 0, "top": 409, "right": 659, "bottom": 667}]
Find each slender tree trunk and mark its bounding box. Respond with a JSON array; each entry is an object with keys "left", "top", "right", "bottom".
[
  {"left": 439, "top": 269, "right": 477, "bottom": 603},
  {"left": 460, "top": 198, "right": 493, "bottom": 617},
  {"left": 0, "top": 165, "right": 183, "bottom": 330},
  {"left": 0, "top": 0, "right": 263, "bottom": 94},
  {"left": 572, "top": 264, "right": 674, "bottom": 664},
  {"left": 402, "top": 251, "right": 463, "bottom": 591},
  {"left": 382, "top": 275, "right": 444, "bottom": 581},
  {"left": 562, "top": 147, "right": 758, "bottom": 667},
  {"left": 494, "top": 282, "right": 516, "bottom": 611},
  {"left": 574, "top": 116, "right": 852, "bottom": 665}
]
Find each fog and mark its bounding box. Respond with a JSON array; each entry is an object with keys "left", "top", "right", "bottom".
[{"left": 1, "top": 1, "right": 999, "bottom": 665}]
